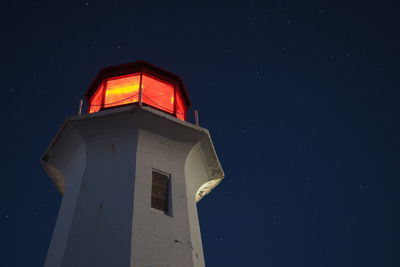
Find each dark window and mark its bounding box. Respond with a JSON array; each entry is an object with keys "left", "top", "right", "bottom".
[{"left": 151, "top": 170, "right": 170, "bottom": 213}]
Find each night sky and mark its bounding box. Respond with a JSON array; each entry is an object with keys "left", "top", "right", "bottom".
[{"left": 1, "top": 1, "right": 399, "bottom": 266}]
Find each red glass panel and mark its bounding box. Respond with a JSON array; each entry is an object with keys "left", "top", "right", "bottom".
[
  {"left": 89, "top": 83, "right": 104, "bottom": 113},
  {"left": 142, "top": 74, "right": 174, "bottom": 114},
  {"left": 104, "top": 74, "right": 140, "bottom": 108},
  {"left": 175, "top": 88, "right": 186, "bottom": 120},
  {"left": 87, "top": 72, "right": 188, "bottom": 121}
]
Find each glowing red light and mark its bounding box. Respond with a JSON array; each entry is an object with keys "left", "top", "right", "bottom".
[
  {"left": 104, "top": 74, "right": 140, "bottom": 109},
  {"left": 88, "top": 72, "right": 188, "bottom": 121},
  {"left": 175, "top": 88, "right": 186, "bottom": 120}
]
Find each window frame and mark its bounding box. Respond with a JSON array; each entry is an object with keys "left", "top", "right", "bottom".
[{"left": 151, "top": 169, "right": 172, "bottom": 216}]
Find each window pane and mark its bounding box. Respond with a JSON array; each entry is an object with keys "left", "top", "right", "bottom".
[
  {"left": 151, "top": 197, "right": 167, "bottom": 212},
  {"left": 104, "top": 74, "right": 140, "bottom": 108},
  {"left": 175, "top": 88, "right": 186, "bottom": 120},
  {"left": 142, "top": 74, "right": 174, "bottom": 114},
  {"left": 152, "top": 185, "right": 167, "bottom": 198},
  {"left": 153, "top": 171, "right": 169, "bottom": 187},
  {"left": 151, "top": 170, "right": 170, "bottom": 213},
  {"left": 89, "top": 83, "right": 104, "bottom": 113}
]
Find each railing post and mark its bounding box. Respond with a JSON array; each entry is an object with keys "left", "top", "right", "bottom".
[
  {"left": 78, "top": 99, "right": 83, "bottom": 115},
  {"left": 194, "top": 110, "right": 199, "bottom": 126}
]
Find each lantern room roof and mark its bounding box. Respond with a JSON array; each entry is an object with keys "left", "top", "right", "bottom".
[{"left": 84, "top": 60, "right": 192, "bottom": 109}]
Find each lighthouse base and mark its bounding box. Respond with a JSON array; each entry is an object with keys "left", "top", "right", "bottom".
[{"left": 42, "top": 106, "right": 223, "bottom": 267}]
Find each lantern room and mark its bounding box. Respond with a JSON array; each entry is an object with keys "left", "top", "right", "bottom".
[{"left": 85, "top": 61, "right": 191, "bottom": 120}]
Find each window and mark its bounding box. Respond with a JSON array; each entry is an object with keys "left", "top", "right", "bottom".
[
  {"left": 151, "top": 170, "right": 170, "bottom": 214},
  {"left": 103, "top": 74, "right": 140, "bottom": 108},
  {"left": 142, "top": 74, "right": 175, "bottom": 114},
  {"left": 87, "top": 72, "right": 188, "bottom": 121}
]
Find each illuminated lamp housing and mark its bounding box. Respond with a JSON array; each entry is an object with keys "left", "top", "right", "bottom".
[{"left": 85, "top": 61, "right": 191, "bottom": 120}]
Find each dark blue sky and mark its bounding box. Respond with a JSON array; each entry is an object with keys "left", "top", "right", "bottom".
[{"left": 1, "top": 1, "right": 399, "bottom": 266}]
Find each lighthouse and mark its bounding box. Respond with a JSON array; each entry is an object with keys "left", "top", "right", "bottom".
[{"left": 41, "top": 61, "right": 224, "bottom": 267}]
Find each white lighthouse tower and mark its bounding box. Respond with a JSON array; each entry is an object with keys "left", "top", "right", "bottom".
[{"left": 41, "top": 61, "right": 224, "bottom": 267}]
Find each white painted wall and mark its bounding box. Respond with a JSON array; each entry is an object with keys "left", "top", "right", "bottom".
[{"left": 42, "top": 106, "right": 224, "bottom": 267}]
